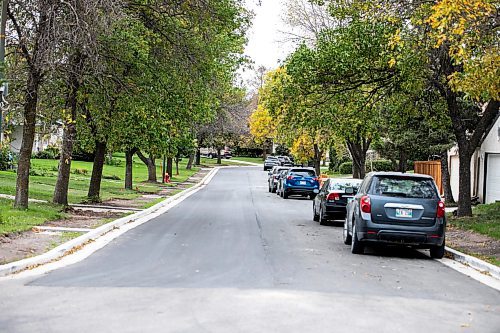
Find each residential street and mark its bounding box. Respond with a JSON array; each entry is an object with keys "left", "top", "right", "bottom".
[{"left": 0, "top": 167, "right": 499, "bottom": 332}]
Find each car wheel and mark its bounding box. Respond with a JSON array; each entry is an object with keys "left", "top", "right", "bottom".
[
  {"left": 343, "top": 218, "right": 352, "bottom": 245},
  {"left": 272, "top": 186, "right": 276, "bottom": 193},
  {"left": 430, "top": 238, "right": 445, "bottom": 259},
  {"left": 313, "top": 203, "right": 320, "bottom": 222},
  {"left": 351, "top": 222, "right": 364, "bottom": 254},
  {"left": 319, "top": 207, "right": 328, "bottom": 225},
  {"left": 283, "top": 190, "right": 289, "bottom": 199},
  {"left": 268, "top": 184, "right": 271, "bottom": 193},
  {"left": 309, "top": 194, "right": 316, "bottom": 200}
]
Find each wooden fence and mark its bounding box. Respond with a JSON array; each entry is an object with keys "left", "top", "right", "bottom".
[{"left": 414, "top": 161, "right": 442, "bottom": 194}]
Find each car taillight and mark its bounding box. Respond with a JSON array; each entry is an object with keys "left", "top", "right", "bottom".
[
  {"left": 361, "top": 195, "right": 371, "bottom": 213},
  {"left": 287, "top": 176, "right": 293, "bottom": 180},
  {"left": 327, "top": 193, "right": 340, "bottom": 201},
  {"left": 312, "top": 177, "right": 319, "bottom": 181},
  {"left": 436, "top": 201, "right": 445, "bottom": 218}
]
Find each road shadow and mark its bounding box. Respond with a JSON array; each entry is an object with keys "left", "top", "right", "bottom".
[{"left": 362, "top": 244, "right": 431, "bottom": 260}]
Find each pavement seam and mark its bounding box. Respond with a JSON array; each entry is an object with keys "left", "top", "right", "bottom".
[{"left": 0, "top": 167, "right": 221, "bottom": 277}]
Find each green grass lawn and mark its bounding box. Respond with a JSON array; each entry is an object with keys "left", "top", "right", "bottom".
[
  {"left": 0, "top": 156, "right": 200, "bottom": 204},
  {"left": 0, "top": 198, "right": 67, "bottom": 235},
  {"left": 448, "top": 202, "right": 500, "bottom": 240}
]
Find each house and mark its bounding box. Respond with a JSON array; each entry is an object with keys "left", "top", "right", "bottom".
[
  {"left": 9, "top": 121, "right": 63, "bottom": 154},
  {"left": 448, "top": 115, "right": 500, "bottom": 204}
]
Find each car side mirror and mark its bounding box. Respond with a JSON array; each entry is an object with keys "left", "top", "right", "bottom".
[{"left": 345, "top": 187, "right": 355, "bottom": 195}]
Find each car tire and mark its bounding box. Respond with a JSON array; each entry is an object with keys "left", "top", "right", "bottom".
[
  {"left": 319, "top": 207, "right": 328, "bottom": 225},
  {"left": 272, "top": 186, "right": 276, "bottom": 193},
  {"left": 268, "top": 184, "right": 271, "bottom": 193},
  {"left": 343, "top": 218, "right": 352, "bottom": 245},
  {"left": 283, "top": 190, "right": 288, "bottom": 199},
  {"left": 313, "top": 203, "right": 320, "bottom": 222},
  {"left": 351, "top": 223, "right": 364, "bottom": 254},
  {"left": 430, "top": 238, "right": 445, "bottom": 259},
  {"left": 309, "top": 194, "right": 316, "bottom": 200}
]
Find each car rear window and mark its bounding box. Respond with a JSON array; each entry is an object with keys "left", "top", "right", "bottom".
[
  {"left": 329, "top": 180, "right": 362, "bottom": 190},
  {"left": 290, "top": 169, "right": 316, "bottom": 177},
  {"left": 372, "top": 176, "right": 438, "bottom": 199}
]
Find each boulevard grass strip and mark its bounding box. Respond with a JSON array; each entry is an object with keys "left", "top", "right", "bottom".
[
  {"left": 0, "top": 198, "right": 67, "bottom": 235},
  {"left": 448, "top": 202, "right": 500, "bottom": 240},
  {"left": 232, "top": 156, "right": 263, "bottom": 164}
]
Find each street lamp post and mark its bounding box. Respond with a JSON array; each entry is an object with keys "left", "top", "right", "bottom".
[{"left": 0, "top": 0, "right": 8, "bottom": 143}]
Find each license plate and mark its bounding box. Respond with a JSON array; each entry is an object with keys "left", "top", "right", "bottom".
[
  {"left": 396, "top": 208, "right": 413, "bottom": 218},
  {"left": 300, "top": 181, "right": 306, "bottom": 185}
]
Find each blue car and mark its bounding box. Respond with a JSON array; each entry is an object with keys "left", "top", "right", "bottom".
[{"left": 280, "top": 168, "right": 319, "bottom": 200}]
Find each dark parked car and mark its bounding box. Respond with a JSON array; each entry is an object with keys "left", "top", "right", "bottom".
[
  {"left": 343, "top": 172, "right": 446, "bottom": 258},
  {"left": 264, "top": 156, "right": 279, "bottom": 171},
  {"left": 268, "top": 166, "right": 290, "bottom": 193},
  {"left": 313, "top": 178, "right": 362, "bottom": 225},
  {"left": 279, "top": 168, "right": 319, "bottom": 199}
]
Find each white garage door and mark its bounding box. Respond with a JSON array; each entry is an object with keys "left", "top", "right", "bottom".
[{"left": 486, "top": 154, "right": 500, "bottom": 204}]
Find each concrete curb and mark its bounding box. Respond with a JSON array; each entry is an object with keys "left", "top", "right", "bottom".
[
  {"left": 0, "top": 167, "right": 220, "bottom": 277},
  {"left": 445, "top": 246, "right": 500, "bottom": 280}
]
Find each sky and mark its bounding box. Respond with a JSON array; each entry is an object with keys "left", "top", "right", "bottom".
[
  {"left": 240, "top": 0, "right": 296, "bottom": 85},
  {"left": 244, "top": 0, "right": 293, "bottom": 69}
]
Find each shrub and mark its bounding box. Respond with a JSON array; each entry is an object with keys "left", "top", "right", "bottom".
[
  {"left": 367, "top": 159, "right": 393, "bottom": 172},
  {"left": 33, "top": 146, "right": 60, "bottom": 159},
  {"left": 0, "top": 143, "right": 12, "bottom": 171},
  {"left": 339, "top": 161, "right": 353, "bottom": 174},
  {"left": 105, "top": 155, "right": 122, "bottom": 166},
  {"left": 72, "top": 168, "right": 89, "bottom": 175}
]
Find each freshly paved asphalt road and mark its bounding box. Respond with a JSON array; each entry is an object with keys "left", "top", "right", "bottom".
[{"left": 1, "top": 167, "right": 499, "bottom": 332}]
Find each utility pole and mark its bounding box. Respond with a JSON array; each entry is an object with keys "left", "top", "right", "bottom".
[{"left": 0, "top": 0, "right": 8, "bottom": 143}]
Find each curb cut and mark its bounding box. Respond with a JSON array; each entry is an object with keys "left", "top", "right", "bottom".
[
  {"left": 0, "top": 167, "right": 220, "bottom": 277},
  {"left": 445, "top": 246, "right": 500, "bottom": 280}
]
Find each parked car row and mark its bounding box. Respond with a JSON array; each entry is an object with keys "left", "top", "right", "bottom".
[
  {"left": 263, "top": 155, "right": 293, "bottom": 171},
  {"left": 265, "top": 167, "right": 447, "bottom": 259},
  {"left": 267, "top": 166, "right": 320, "bottom": 199}
]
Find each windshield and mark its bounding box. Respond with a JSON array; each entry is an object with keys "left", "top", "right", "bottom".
[
  {"left": 289, "top": 169, "right": 316, "bottom": 177},
  {"left": 372, "top": 176, "right": 438, "bottom": 199},
  {"left": 329, "top": 180, "right": 362, "bottom": 191}
]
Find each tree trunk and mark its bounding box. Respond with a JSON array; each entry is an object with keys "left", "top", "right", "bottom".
[
  {"left": 166, "top": 157, "right": 173, "bottom": 178},
  {"left": 53, "top": 51, "right": 84, "bottom": 205},
  {"left": 346, "top": 137, "right": 370, "bottom": 179},
  {"left": 125, "top": 148, "right": 136, "bottom": 190},
  {"left": 398, "top": 150, "right": 407, "bottom": 173},
  {"left": 186, "top": 154, "right": 194, "bottom": 170},
  {"left": 195, "top": 148, "right": 201, "bottom": 166},
  {"left": 175, "top": 157, "right": 179, "bottom": 175},
  {"left": 136, "top": 151, "right": 157, "bottom": 182},
  {"left": 217, "top": 148, "right": 222, "bottom": 164},
  {"left": 14, "top": 73, "right": 40, "bottom": 209},
  {"left": 440, "top": 151, "right": 455, "bottom": 204},
  {"left": 53, "top": 120, "right": 76, "bottom": 205},
  {"left": 352, "top": 163, "right": 361, "bottom": 179},
  {"left": 87, "top": 140, "right": 107, "bottom": 201},
  {"left": 313, "top": 143, "right": 321, "bottom": 176},
  {"left": 456, "top": 145, "right": 473, "bottom": 216}
]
